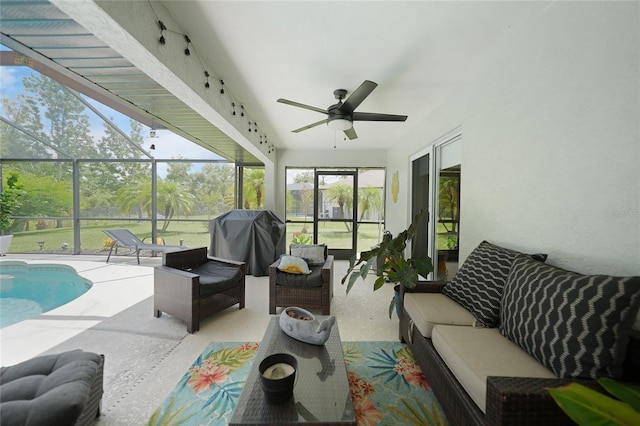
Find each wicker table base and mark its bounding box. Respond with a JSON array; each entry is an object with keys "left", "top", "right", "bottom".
[{"left": 229, "top": 316, "right": 355, "bottom": 425}]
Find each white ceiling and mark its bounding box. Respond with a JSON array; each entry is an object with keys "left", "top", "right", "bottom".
[{"left": 161, "top": 1, "right": 551, "bottom": 151}]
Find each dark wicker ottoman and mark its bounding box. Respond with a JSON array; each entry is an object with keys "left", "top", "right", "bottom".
[{"left": 0, "top": 350, "right": 104, "bottom": 426}]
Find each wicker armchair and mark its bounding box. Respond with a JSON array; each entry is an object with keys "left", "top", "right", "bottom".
[
  {"left": 269, "top": 246, "right": 333, "bottom": 315},
  {"left": 154, "top": 247, "right": 245, "bottom": 333}
]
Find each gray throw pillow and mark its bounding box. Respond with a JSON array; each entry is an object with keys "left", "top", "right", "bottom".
[
  {"left": 499, "top": 255, "right": 640, "bottom": 379},
  {"left": 290, "top": 244, "right": 326, "bottom": 266},
  {"left": 442, "top": 240, "right": 547, "bottom": 327}
]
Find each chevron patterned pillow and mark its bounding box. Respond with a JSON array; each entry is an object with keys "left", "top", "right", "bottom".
[
  {"left": 442, "top": 241, "right": 546, "bottom": 327},
  {"left": 499, "top": 255, "right": 640, "bottom": 379}
]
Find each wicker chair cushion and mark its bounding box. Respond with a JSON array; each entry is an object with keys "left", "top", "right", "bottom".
[
  {"left": 0, "top": 350, "right": 102, "bottom": 426},
  {"left": 191, "top": 262, "right": 243, "bottom": 295},
  {"left": 275, "top": 264, "right": 323, "bottom": 288},
  {"left": 442, "top": 241, "right": 547, "bottom": 327},
  {"left": 499, "top": 255, "right": 640, "bottom": 379}
]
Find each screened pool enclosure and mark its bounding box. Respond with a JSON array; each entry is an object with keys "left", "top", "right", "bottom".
[{"left": 1, "top": 52, "right": 265, "bottom": 256}]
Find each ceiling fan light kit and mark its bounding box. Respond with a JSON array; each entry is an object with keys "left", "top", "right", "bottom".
[
  {"left": 277, "top": 80, "right": 407, "bottom": 140},
  {"left": 327, "top": 117, "right": 353, "bottom": 131}
]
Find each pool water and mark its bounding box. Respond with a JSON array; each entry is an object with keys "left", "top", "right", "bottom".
[{"left": 0, "top": 262, "right": 93, "bottom": 328}]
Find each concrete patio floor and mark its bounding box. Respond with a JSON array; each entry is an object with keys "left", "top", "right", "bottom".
[{"left": 0, "top": 253, "right": 397, "bottom": 425}]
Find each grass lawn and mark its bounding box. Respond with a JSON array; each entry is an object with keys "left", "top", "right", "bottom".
[
  {"left": 7, "top": 219, "right": 457, "bottom": 259},
  {"left": 7, "top": 220, "right": 211, "bottom": 254}
]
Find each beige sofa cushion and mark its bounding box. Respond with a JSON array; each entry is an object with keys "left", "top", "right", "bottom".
[
  {"left": 432, "top": 324, "right": 556, "bottom": 413},
  {"left": 404, "top": 293, "right": 477, "bottom": 338}
]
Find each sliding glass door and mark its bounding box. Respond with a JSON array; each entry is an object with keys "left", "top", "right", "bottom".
[{"left": 411, "top": 133, "right": 462, "bottom": 280}]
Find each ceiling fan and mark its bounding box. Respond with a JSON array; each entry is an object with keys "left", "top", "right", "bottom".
[{"left": 277, "top": 80, "right": 408, "bottom": 140}]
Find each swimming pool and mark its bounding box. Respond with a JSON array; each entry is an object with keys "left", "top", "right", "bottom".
[{"left": 0, "top": 261, "right": 93, "bottom": 328}]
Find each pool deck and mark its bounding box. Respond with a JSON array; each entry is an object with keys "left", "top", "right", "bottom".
[
  {"left": 0, "top": 252, "right": 398, "bottom": 425},
  {"left": 1, "top": 253, "right": 160, "bottom": 366}
]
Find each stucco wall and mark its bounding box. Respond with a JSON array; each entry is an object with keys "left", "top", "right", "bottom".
[{"left": 386, "top": 1, "right": 639, "bottom": 275}]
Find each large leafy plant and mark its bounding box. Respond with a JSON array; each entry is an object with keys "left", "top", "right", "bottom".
[
  {"left": 548, "top": 377, "right": 640, "bottom": 425},
  {"left": 342, "top": 208, "right": 433, "bottom": 318},
  {"left": 0, "top": 173, "right": 26, "bottom": 235}
]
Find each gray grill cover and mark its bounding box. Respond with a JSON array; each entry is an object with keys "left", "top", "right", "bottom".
[{"left": 209, "top": 210, "right": 286, "bottom": 276}]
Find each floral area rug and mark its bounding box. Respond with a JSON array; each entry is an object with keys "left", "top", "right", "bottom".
[{"left": 147, "top": 341, "right": 448, "bottom": 426}]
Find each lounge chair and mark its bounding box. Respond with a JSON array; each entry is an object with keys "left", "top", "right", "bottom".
[{"left": 103, "top": 229, "right": 184, "bottom": 264}]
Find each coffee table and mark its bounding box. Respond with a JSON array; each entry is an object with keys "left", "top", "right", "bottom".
[{"left": 229, "top": 316, "right": 356, "bottom": 425}]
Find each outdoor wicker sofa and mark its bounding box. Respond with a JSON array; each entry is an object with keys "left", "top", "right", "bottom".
[{"left": 399, "top": 241, "right": 640, "bottom": 426}]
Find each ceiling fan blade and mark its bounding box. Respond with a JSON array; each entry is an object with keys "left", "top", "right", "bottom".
[
  {"left": 339, "top": 80, "right": 378, "bottom": 114},
  {"left": 352, "top": 112, "right": 408, "bottom": 122},
  {"left": 344, "top": 127, "right": 358, "bottom": 140},
  {"left": 292, "top": 118, "right": 328, "bottom": 133},
  {"left": 277, "top": 98, "right": 327, "bottom": 114}
]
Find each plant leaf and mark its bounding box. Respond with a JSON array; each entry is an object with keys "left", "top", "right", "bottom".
[
  {"left": 388, "top": 297, "right": 396, "bottom": 319},
  {"left": 346, "top": 272, "right": 360, "bottom": 294},
  {"left": 598, "top": 377, "right": 640, "bottom": 412},
  {"left": 373, "top": 276, "right": 386, "bottom": 291},
  {"left": 413, "top": 256, "right": 434, "bottom": 278},
  {"left": 548, "top": 383, "right": 640, "bottom": 425}
]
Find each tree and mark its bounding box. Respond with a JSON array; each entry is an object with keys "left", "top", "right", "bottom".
[
  {"left": 325, "top": 182, "right": 353, "bottom": 231},
  {"left": 157, "top": 180, "right": 195, "bottom": 231},
  {"left": 299, "top": 185, "right": 314, "bottom": 219},
  {"left": 84, "top": 120, "right": 149, "bottom": 215},
  {"left": 0, "top": 172, "right": 26, "bottom": 234},
  {"left": 166, "top": 159, "right": 191, "bottom": 183},
  {"left": 294, "top": 170, "right": 314, "bottom": 183},
  {"left": 116, "top": 180, "right": 151, "bottom": 219},
  {"left": 191, "top": 163, "right": 235, "bottom": 216},
  {"left": 0, "top": 95, "right": 45, "bottom": 159},
  {"left": 22, "top": 73, "right": 97, "bottom": 161},
  {"left": 358, "top": 186, "right": 382, "bottom": 223},
  {"left": 438, "top": 175, "right": 460, "bottom": 234},
  {"left": 15, "top": 173, "right": 72, "bottom": 231},
  {"left": 243, "top": 168, "right": 264, "bottom": 209}
]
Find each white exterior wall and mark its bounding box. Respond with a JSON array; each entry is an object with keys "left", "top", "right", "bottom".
[{"left": 386, "top": 1, "right": 639, "bottom": 275}]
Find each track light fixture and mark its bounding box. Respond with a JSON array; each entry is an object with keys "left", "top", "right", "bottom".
[
  {"left": 158, "top": 20, "right": 166, "bottom": 45},
  {"left": 147, "top": 2, "right": 270, "bottom": 148},
  {"left": 150, "top": 144, "right": 156, "bottom": 150},
  {"left": 184, "top": 35, "right": 191, "bottom": 56}
]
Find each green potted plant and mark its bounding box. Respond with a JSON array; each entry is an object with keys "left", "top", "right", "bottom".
[
  {"left": 0, "top": 172, "right": 26, "bottom": 255},
  {"left": 547, "top": 377, "right": 640, "bottom": 424},
  {"left": 341, "top": 208, "right": 434, "bottom": 318}
]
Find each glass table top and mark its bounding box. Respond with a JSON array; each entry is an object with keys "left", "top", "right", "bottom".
[{"left": 229, "top": 316, "right": 356, "bottom": 425}]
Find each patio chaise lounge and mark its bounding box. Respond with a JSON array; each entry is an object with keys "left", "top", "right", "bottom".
[{"left": 103, "top": 229, "right": 185, "bottom": 264}]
